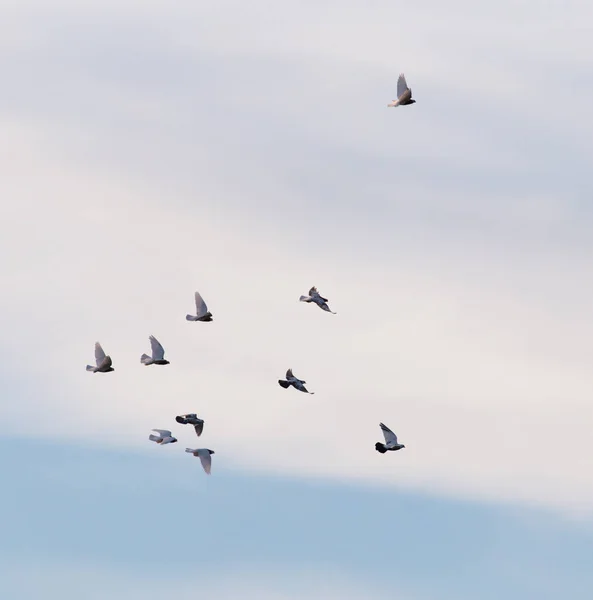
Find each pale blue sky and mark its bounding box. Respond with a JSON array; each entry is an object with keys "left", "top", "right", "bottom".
[
  {"left": 1, "top": 1, "right": 593, "bottom": 597},
  {"left": 2, "top": 437, "right": 593, "bottom": 599}
]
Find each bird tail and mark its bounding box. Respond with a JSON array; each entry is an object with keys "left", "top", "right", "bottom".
[
  {"left": 375, "top": 442, "right": 388, "bottom": 453},
  {"left": 86, "top": 365, "right": 96, "bottom": 372},
  {"left": 299, "top": 295, "right": 311, "bottom": 302},
  {"left": 140, "top": 354, "right": 153, "bottom": 365},
  {"left": 278, "top": 380, "right": 290, "bottom": 388},
  {"left": 186, "top": 314, "right": 198, "bottom": 321},
  {"left": 185, "top": 448, "right": 196, "bottom": 453},
  {"left": 149, "top": 434, "right": 160, "bottom": 442}
]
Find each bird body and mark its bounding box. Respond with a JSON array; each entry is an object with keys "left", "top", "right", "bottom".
[
  {"left": 375, "top": 422, "right": 405, "bottom": 453},
  {"left": 388, "top": 73, "right": 416, "bottom": 107},
  {"left": 186, "top": 291, "right": 213, "bottom": 322},
  {"left": 278, "top": 368, "right": 314, "bottom": 394},
  {"left": 299, "top": 286, "right": 336, "bottom": 314},
  {"left": 149, "top": 429, "right": 178, "bottom": 445},
  {"left": 176, "top": 413, "right": 205, "bottom": 437},
  {"left": 86, "top": 342, "right": 114, "bottom": 373},
  {"left": 140, "top": 335, "right": 170, "bottom": 366},
  {"left": 185, "top": 448, "right": 215, "bottom": 474}
]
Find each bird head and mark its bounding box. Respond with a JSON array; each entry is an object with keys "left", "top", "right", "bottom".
[
  {"left": 171, "top": 438, "right": 178, "bottom": 444},
  {"left": 163, "top": 360, "right": 170, "bottom": 365},
  {"left": 409, "top": 100, "right": 416, "bottom": 104},
  {"left": 208, "top": 449, "right": 215, "bottom": 455},
  {"left": 401, "top": 444, "right": 406, "bottom": 448}
]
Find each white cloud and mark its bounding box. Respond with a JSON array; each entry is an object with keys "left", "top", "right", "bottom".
[{"left": 1, "top": 0, "right": 593, "bottom": 517}]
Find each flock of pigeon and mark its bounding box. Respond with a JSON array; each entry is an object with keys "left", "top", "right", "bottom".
[{"left": 85, "top": 73, "right": 414, "bottom": 475}]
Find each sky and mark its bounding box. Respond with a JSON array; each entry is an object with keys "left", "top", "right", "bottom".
[{"left": 1, "top": 0, "right": 593, "bottom": 597}]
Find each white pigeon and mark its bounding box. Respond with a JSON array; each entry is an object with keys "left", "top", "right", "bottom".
[
  {"left": 186, "top": 291, "right": 213, "bottom": 322},
  {"left": 375, "top": 423, "right": 405, "bottom": 453},
  {"left": 140, "top": 335, "right": 170, "bottom": 366},
  {"left": 299, "top": 286, "right": 336, "bottom": 314},
  {"left": 175, "top": 413, "right": 204, "bottom": 437},
  {"left": 387, "top": 73, "right": 416, "bottom": 107},
  {"left": 278, "top": 368, "right": 314, "bottom": 394},
  {"left": 149, "top": 429, "right": 178, "bottom": 445},
  {"left": 185, "top": 448, "right": 215, "bottom": 474},
  {"left": 86, "top": 342, "right": 114, "bottom": 373}
]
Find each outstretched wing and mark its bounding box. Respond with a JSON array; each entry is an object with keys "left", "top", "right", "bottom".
[
  {"left": 380, "top": 423, "right": 398, "bottom": 445},
  {"left": 94, "top": 342, "right": 106, "bottom": 366},
  {"left": 194, "top": 421, "right": 204, "bottom": 437},
  {"left": 198, "top": 450, "right": 212, "bottom": 474},
  {"left": 149, "top": 335, "right": 165, "bottom": 360},
  {"left": 397, "top": 73, "right": 409, "bottom": 98},
  {"left": 152, "top": 429, "right": 172, "bottom": 438},
  {"left": 286, "top": 368, "right": 294, "bottom": 380},
  {"left": 310, "top": 287, "right": 328, "bottom": 302},
  {"left": 194, "top": 291, "right": 208, "bottom": 318}
]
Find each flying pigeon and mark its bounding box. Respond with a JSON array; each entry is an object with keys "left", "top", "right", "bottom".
[
  {"left": 186, "top": 291, "right": 213, "bottom": 322},
  {"left": 387, "top": 73, "right": 416, "bottom": 107},
  {"left": 375, "top": 423, "right": 405, "bottom": 453},
  {"left": 148, "top": 429, "right": 178, "bottom": 445},
  {"left": 278, "top": 368, "right": 314, "bottom": 394},
  {"left": 140, "top": 335, "right": 170, "bottom": 366},
  {"left": 185, "top": 448, "right": 215, "bottom": 474},
  {"left": 86, "top": 342, "right": 114, "bottom": 373},
  {"left": 299, "top": 286, "right": 336, "bottom": 314},
  {"left": 175, "top": 413, "right": 204, "bottom": 437}
]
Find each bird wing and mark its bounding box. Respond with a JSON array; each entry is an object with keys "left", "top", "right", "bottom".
[
  {"left": 152, "top": 429, "right": 172, "bottom": 438},
  {"left": 380, "top": 423, "right": 398, "bottom": 445},
  {"left": 310, "top": 287, "right": 328, "bottom": 302},
  {"left": 286, "top": 368, "right": 294, "bottom": 380},
  {"left": 198, "top": 450, "right": 212, "bottom": 474},
  {"left": 94, "top": 342, "right": 106, "bottom": 366},
  {"left": 97, "top": 354, "right": 113, "bottom": 370},
  {"left": 194, "top": 421, "right": 204, "bottom": 437},
  {"left": 397, "top": 73, "right": 409, "bottom": 98},
  {"left": 149, "top": 335, "right": 165, "bottom": 360},
  {"left": 194, "top": 291, "right": 208, "bottom": 317}
]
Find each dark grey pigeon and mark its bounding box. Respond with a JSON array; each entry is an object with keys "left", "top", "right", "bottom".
[
  {"left": 278, "top": 368, "right": 314, "bottom": 394},
  {"left": 176, "top": 413, "right": 204, "bottom": 437},
  {"left": 299, "top": 286, "right": 336, "bottom": 314}
]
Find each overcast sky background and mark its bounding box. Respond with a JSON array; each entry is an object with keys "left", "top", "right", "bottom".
[{"left": 1, "top": 1, "right": 593, "bottom": 598}]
